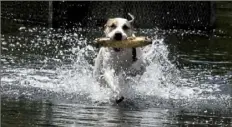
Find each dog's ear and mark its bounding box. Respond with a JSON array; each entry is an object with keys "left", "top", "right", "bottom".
[
  {"left": 103, "top": 19, "right": 109, "bottom": 29},
  {"left": 103, "top": 19, "right": 108, "bottom": 34},
  {"left": 104, "top": 19, "right": 113, "bottom": 27},
  {"left": 103, "top": 19, "right": 110, "bottom": 34},
  {"left": 104, "top": 23, "right": 107, "bottom": 29},
  {"left": 128, "top": 13, "right": 135, "bottom": 23},
  {"left": 103, "top": 18, "right": 114, "bottom": 32}
]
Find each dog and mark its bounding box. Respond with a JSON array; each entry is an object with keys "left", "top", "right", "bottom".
[{"left": 93, "top": 13, "right": 146, "bottom": 103}]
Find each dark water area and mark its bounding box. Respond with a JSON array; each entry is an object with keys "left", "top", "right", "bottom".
[{"left": 1, "top": 2, "right": 232, "bottom": 127}]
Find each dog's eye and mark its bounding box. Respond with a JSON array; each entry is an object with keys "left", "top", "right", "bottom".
[
  {"left": 110, "top": 24, "right": 116, "bottom": 28},
  {"left": 123, "top": 25, "right": 130, "bottom": 30}
]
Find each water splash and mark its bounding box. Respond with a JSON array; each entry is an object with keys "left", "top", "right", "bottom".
[{"left": 1, "top": 27, "right": 231, "bottom": 108}]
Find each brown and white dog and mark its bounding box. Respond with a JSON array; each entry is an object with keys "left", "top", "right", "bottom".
[{"left": 93, "top": 13, "right": 146, "bottom": 103}]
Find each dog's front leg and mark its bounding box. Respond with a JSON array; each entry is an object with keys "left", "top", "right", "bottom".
[
  {"left": 103, "top": 68, "right": 120, "bottom": 96},
  {"left": 103, "top": 69, "right": 125, "bottom": 103}
]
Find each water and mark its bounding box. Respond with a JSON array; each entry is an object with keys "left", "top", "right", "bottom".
[
  {"left": 1, "top": 26, "right": 232, "bottom": 127},
  {"left": 1, "top": 7, "right": 232, "bottom": 126}
]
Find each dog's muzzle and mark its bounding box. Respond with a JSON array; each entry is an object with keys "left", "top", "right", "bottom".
[
  {"left": 113, "top": 33, "right": 123, "bottom": 52},
  {"left": 114, "top": 33, "right": 123, "bottom": 41}
]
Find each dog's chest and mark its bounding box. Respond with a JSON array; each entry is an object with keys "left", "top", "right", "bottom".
[{"left": 103, "top": 48, "right": 134, "bottom": 71}]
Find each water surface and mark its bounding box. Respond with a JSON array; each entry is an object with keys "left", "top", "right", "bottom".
[{"left": 1, "top": 5, "right": 232, "bottom": 126}]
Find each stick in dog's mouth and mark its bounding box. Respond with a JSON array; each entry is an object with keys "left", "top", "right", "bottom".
[{"left": 113, "top": 39, "right": 123, "bottom": 52}]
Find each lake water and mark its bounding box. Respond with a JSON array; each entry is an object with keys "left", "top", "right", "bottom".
[{"left": 1, "top": 4, "right": 232, "bottom": 127}]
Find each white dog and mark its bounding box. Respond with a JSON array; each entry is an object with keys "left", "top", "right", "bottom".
[{"left": 93, "top": 13, "right": 146, "bottom": 103}]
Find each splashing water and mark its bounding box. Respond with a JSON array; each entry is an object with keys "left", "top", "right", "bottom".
[{"left": 1, "top": 27, "right": 231, "bottom": 108}]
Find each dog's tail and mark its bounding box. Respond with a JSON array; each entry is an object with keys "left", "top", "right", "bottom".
[{"left": 128, "top": 13, "right": 135, "bottom": 23}]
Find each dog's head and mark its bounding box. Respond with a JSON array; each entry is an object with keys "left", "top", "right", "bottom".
[{"left": 104, "top": 13, "right": 135, "bottom": 41}]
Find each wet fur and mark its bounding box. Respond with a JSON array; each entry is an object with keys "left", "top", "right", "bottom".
[{"left": 93, "top": 13, "right": 146, "bottom": 102}]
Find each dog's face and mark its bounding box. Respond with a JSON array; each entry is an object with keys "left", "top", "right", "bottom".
[{"left": 104, "top": 18, "right": 133, "bottom": 41}]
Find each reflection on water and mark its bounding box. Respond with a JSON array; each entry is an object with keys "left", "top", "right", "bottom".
[
  {"left": 2, "top": 98, "right": 232, "bottom": 126},
  {"left": 2, "top": 98, "right": 169, "bottom": 127}
]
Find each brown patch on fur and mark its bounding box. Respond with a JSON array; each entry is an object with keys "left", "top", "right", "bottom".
[
  {"left": 104, "top": 18, "right": 133, "bottom": 37},
  {"left": 104, "top": 19, "right": 118, "bottom": 34}
]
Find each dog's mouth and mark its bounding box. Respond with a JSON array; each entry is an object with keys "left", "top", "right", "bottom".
[{"left": 112, "top": 38, "right": 123, "bottom": 52}]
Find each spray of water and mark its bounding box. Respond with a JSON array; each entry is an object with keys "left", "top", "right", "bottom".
[{"left": 1, "top": 27, "right": 231, "bottom": 108}]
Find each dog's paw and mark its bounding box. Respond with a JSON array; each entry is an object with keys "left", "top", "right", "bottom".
[{"left": 115, "top": 96, "right": 124, "bottom": 104}]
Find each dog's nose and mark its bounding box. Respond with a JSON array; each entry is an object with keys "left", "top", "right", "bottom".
[{"left": 114, "top": 33, "right": 123, "bottom": 40}]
